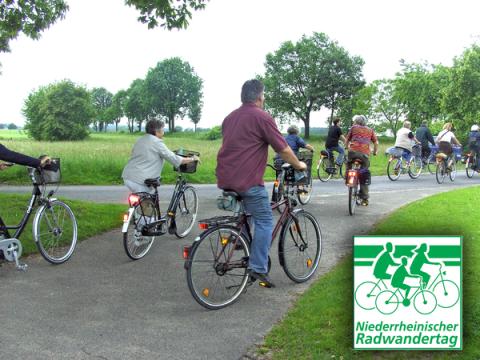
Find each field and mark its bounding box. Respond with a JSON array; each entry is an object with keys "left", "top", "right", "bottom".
[{"left": 0, "top": 129, "right": 396, "bottom": 185}]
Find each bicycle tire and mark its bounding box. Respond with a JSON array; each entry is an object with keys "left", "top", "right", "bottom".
[
  {"left": 449, "top": 159, "right": 456, "bottom": 182},
  {"left": 355, "top": 281, "right": 382, "bottom": 310},
  {"left": 317, "top": 158, "right": 332, "bottom": 182},
  {"left": 466, "top": 156, "right": 475, "bottom": 178},
  {"left": 338, "top": 161, "right": 346, "bottom": 179},
  {"left": 174, "top": 185, "right": 199, "bottom": 238},
  {"left": 387, "top": 158, "right": 401, "bottom": 181},
  {"left": 408, "top": 156, "right": 422, "bottom": 179},
  {"left": 297, "top": 172, "right": 313, "bottom": 205},
  {"left": 348, "top": 186, "right": 358, "bottom": 216},
  {"left": 433, "top": 279, "right": 459, "bottom": 308},
  {"left": 186, "top": 226, "right": 250, "bottom": 310},
  {"left": 123, "top": 199, "right": 157, "bottom": 260},
  {"left": 33, "top": 200, "right": 78, "bottom": 264},
  {"left": 436, "top": 161, "right": 446, "bottom": 184},
  {"left": 427, "top": 154, "right": 436, "bottom": 174},
  {"left": 375, "top": 290, "right": 399, "bottom": 315},
  {"left": 413, "top": 290, "right": 437, "bottom": 315},
  {"left": 279, "top": 210, "right": 322, "bottom": 283}
]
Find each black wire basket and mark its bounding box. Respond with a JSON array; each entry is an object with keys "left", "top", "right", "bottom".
[{"left": 173, "top": 150, "right": 200, "bottom": 173}]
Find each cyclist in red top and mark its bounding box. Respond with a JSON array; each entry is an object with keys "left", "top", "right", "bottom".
[{"left": 345, "top": 115, "right": 378, "bottom": 206}]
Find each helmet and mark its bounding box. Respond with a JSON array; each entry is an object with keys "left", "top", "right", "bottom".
[{"left": 471, "top": 125, "right": 479, "bottom": 131}]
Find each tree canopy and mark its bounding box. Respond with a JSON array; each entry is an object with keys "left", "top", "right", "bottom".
[{"left": 262, "top": 32, "right": 364, "bottom": 138}]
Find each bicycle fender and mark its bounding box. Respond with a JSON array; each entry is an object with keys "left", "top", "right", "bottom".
[{"left": 121, "top": 208, "right": 135, "bottom": 233}]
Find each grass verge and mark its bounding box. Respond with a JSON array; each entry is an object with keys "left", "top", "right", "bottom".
[
  {"left": 0, "top": 193, "right": 125, "bottom": 255},
  {"left": 260, "top": 186, "right": 480, "bottom": 359}
]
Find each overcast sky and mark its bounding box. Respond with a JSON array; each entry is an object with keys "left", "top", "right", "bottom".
[{"left": 0, "top": 0, "right": 479, "bottom": 129}]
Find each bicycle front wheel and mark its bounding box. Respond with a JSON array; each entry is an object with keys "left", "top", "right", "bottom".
[
  {"left": 317, "top": 158, "right": 332, "bottom": 182},
  {"left": 297, "top": 173, "right": 313, "bottom": 205},
  {"left": 408, "top": 156, "right": 422, "bottom": 179},
  {"left": 387, "top": 158, "right": 401, "bottom": 181},
  {"left": 174, "top": 185, "right": 199, "bottom": 238},
  {"left": 33, "top": 200, "right": 78, "bottom": 264},
  {"left": 123, "top": 199, "right": 157, "bottom": 260},
  {"left": 279, "top": 210, "right": 322, "bottom": 283},
  {"left": 436, "top": 161, "right": 446, "bottom": 184},
  {"left": 186, "top": 226, "right": 250, "bottom": 310}
]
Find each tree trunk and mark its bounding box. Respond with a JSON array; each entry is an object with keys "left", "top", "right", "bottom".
[
  {"left": 303, "top": 115, "right": 310, "bottom": 139},
  {"left": 169, "top": 116, "right": 175, "bottom": 132},
  {"left": 329, "top": 106, "right": 335, "bottom": 127},
  {"left": 194, "top": 123, "right": 197, "bottom": 132}
]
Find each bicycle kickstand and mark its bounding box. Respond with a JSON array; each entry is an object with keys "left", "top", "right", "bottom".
[{"left": 12, "top": 249, "right": 28, "bottom": 272}]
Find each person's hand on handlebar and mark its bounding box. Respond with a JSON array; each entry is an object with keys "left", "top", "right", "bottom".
[
  {"left": 296, "top": 161, "right": 307, "bottom": 171},
  {"left": 39, "top": 155, "right": 51, "bottom": 168}
]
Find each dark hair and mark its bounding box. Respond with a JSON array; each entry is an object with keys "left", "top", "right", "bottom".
[
  {"left": 241, "top": 79, "right": 264, "bottom": 104},
  {"left": 422, "top": 120, "right": 428, "bottom": 126},
  {"left": 146, "top": 119, "right": 165, "bottom": 135},
  {"left": 333, "top": 117, "right": 341, "bottom": 126},
  {"left": 287, "top": 125, "right": 299, "bottom": 135}
]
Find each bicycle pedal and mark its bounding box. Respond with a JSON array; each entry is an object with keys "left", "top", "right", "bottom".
[{"left": 16, "top": 263, "right": 28, "bottom": 272}]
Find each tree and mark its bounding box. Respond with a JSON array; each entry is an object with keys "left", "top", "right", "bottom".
[
  {"left": 262, "top": 32, "right": 364, "bottom": 138},
  {"left": 110, "top": 89, "right": 128, "bottom": 132},
  {"left": 188, "top": 99, "right": 203, "bottom": 132},
  {"left": 23, "top": 79, "right": 94, "bottom": 141},
  {"left": 369, "top": 79, "right": 406, "bottom": 136},
  {"left": 125, "top": 0, "right": 209, "bottom": 30},
  {"left": 336, "top": 84, "right": 374, "bottom": 129},
  {"left": 91, "top": 87, "right": 113, "bottom": 132},
  {"left": 1, "top": 0, "right": 208, "bottom": 58},
  {"left": 7, "top": 123, "right": 17, "bottom": 130},
  {"left": 125, "top": 79, "right": 150, "bottom": 132},
  {"left": 144, "top": 57, "right": 203, "bottom": 132}
]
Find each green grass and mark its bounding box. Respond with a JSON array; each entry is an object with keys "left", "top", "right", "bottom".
[
  {"left": 0, "top": 130, "right": 395, "bottom": 185},
  {"left": 261, "top": 186, "right": 480, "bottom": 360},
  {"left": 0, "top": 193, "right": 126, "bottom": 255}
]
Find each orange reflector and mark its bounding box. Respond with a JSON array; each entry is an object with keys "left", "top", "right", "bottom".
[
  {"left": 168, "top": 211, "right": 174, "bottom": 216},
  {"left": 202, "top": 288, "right": 210, "bottom": 297},
  {"left": 307, "top": 258, "right": 313, "bottom": 268},
  {"left": 123, "top": 213, "right": 129, "bottom": 222},
  {"left": 183, "top": 245, "right": 190, "bottom": 259},
  {"left": 274, "top": 180, "right": 279, "bottom": 187},
  {"left": 221, "top": 237, "right": 229, "bottom": 246},
  {"left": 199, "top": 223, "right": 209, "bottom": 230},
  {"left": 128, "top": 194, "right": 140, "bottom": 206}
]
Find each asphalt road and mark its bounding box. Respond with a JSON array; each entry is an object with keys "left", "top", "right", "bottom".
[{"left": 0, "top": 172, "right": 477, "bottom": 359}]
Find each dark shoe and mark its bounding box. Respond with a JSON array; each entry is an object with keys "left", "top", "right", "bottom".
[
  {"left": 361, "top": 199, "right": 369, "bottom": 206},
  {"left": 248, "top": 270, "right": 276, "bottom": 288}
]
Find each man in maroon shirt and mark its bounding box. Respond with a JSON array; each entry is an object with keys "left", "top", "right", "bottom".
[{"left": 216, "top": 79, "right": 306, "bottom": 288}]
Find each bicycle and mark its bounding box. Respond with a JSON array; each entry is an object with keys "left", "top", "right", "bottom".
[
  {"left": 355, "top": 278, "right": 389, "bottom": 310},
  {"left": 435, "top": 152, "right": 456, "bottom": 184},
  {"left": 465, "top": 151, "right": 479, "bottom": 178},
  {"left": 0, "top": 159, "right": 77, "bottom": 270},
  {"left": 122, "top": 150, "right": 199, "bottom": 260},
  {"left": 386, "top": 145, "right": 422, "bottom": 181},
  {"left": 317, "top": 149, "right": 345, "bottom": 182},
  {"left": 375, "top": 276, "right": 437, "bottom": 315},
  {"left": 345, "top": 157, "right": 368, "bottom": 216},
  {"left": 271, "top": 149, "right": 313, "bottom": 206},
  {"left": 184, "top": 163, "right": 322, "bottom": 310}
]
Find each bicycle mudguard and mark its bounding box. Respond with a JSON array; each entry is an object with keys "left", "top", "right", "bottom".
[{"left": 121, "top": 207, "right": 135, "bottom": 233}]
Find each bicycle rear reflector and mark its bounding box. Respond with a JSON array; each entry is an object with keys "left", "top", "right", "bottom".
[
  {"left": 307, "top": 258, "right": 313, "bottom": 268},
  {"left": 199, "top": 223, "right": 209, "bottom": 230},
  {"left": 221, "top": 237, "right": 229, "bottom": 246},
  {"left": 183, "top": 245, "right": 190, "bottom": 260},
  {"left": 128, "top": 194, "right": 140, "bottom": 206}
]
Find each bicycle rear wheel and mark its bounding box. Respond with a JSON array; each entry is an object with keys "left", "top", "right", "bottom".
[
  {"left": 297, "top": 172, "right": 313, "bottom": 205},
  {"left": 317, "top": 158, "right": 332, "bottom": 182},
  {"left": 387, "top": 158, "right": 401, "bottom": 181},
  {"left": 174, "top": 185, "right": 199, "bottom": 238},
  {"left": 408, "top": 156, "right": 422, "bottom": 179},
  {"left": 33, "top": 200, "right": 78, "bottom": 264},
  {"left": 279, "top": 210, "right": 321, "bottom": 283},
  {"left": 427, "top": 153, "right": 436, "bottom": 174},
  {"left": 186, "top": 226, "right": 250, "bottom": 310},
  {"left": 449, "top": 159, "right": 456, "bottom": 182},
  {"left": 436, "top": 161, "right": 446, "bottom": 184},
  {"left": 466, "top": 156, "right": 475, "bottom": 178},
  {"left": 123, "top": 199, "right": 157, "bottom": 260},
  {"left": 348, "top": 186, "right": 358, "bottom": 216}
]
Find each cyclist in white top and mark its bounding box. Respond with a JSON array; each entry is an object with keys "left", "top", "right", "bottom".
[
  {"left": 394, "top": 120, "right": 420, "bottom": 160},
  {"left": 436, "top": 122, "right": 461, "bottom": 158}
]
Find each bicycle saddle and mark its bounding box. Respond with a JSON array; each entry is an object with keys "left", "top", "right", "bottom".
[
  {"left": 144, "top": 177, "right": 161, "bottom": 187},
  {"left": 222, "top": 190, "right": 242, "bottom": 200}
]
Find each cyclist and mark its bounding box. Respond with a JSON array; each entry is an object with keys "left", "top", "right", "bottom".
[
  {"left": 435, "top": 122, "right": 461, "bottom": 168},
  {"left": 394, "top": 120, "right": 420, "bottom": 161},
  {"left": 216, "top": 79, "right": 306, "bottom": 288},
  {"left": 467, "top": 124, "right": 480, "bottom": 170},
  {"left": 122, "top": 119, "right": 197, "bottom": 194},
  {"left": 325, "top": 117, "right": 347, "bottom": 169},
  {"left": 373, "top": 242, "right": 400, "bottom": 280},
  {"left": 410, "top": 243, "right": 441, "bottom": 288},
  {"left": 0, "top": 144, "right": 50, "bottom": 169},
  {"left": 345, "top": 115, "right": 378, "bottom": 206},
  {"left": 284, "top": 125, "right": 314, "bottom": 154},
  {"left": 415, "top": 120, "right": 435, "bottom": 163}
]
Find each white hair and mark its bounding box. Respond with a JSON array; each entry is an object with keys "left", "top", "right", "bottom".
[{"left": 353, "top": 115, "right": 367, "bottom": 126}]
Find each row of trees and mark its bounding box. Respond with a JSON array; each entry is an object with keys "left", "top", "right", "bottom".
[{"left": 22, "top": 57, "right": 204, "bottom": 140}]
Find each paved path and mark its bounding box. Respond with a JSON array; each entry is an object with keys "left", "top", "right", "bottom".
[{"left": 0, "top": 173, "right": 477, "bottom": 359}]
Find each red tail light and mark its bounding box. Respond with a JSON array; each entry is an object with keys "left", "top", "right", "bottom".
[
  {"left": 199, "top": 223, "right": 209, "bottom": 230},
  {"left": 128, "top": 194, "right": 140, "bottom": 206},
  {"left": 183, "top": 245, "right": 191, "bottom": 259},
  {"left": 347, "top": 170, "right": 357, "bottom": 185}
]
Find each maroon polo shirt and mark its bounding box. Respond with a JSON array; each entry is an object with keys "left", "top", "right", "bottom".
[{"left": 216, "top": 103, "right": 288, "bottom": 192}]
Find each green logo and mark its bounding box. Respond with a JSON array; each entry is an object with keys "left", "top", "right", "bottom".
[{"left": 353, "top": 236, "right": 462, "bottom": 350}]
